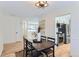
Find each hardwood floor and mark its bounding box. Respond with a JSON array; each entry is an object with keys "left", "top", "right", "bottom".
[
  {"left": 1, "top": 41, "right": 70, "bottom": 57},
  {"left": 55, "top": 44, "right": 70, "bottom": 57},
  {"left": 1, "top": 41, "right": 23, "bottom": 57}
]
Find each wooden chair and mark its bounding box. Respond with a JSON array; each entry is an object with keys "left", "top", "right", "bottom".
[
  {"left": 41, "top": 36, "right": 55, "bottom": 57},
  {"left": 23, "top": 37, "right": 46, "bottom": 57}
]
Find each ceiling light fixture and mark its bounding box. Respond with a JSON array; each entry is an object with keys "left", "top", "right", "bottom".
[{"left": 35, "top": 1, "right": 48, "bottom": 8}]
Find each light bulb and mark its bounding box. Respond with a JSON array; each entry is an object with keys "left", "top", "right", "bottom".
[
  {"left": 35, "top": 1, "right": 48, "bottom": 8},
  {"left": 36, "top": 3, "right": 39, "bottom": 7},
  {"left": 40, "top": 1, "right": 44, "bottom": 4},
  {"left": 44, "top": 3, "right": 48, "bottom": 7}
]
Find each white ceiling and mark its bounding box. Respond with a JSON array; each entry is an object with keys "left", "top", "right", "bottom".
[{"left": 0, "top": 1, "right": 77, "bottom": 18}]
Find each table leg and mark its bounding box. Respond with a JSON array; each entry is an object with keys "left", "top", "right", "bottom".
[
  {"left": 26, "top": 49, "right": 27, "bottom": 57},
  {"left": 53, "top": 46, "right": 55, "bottom": 57}
]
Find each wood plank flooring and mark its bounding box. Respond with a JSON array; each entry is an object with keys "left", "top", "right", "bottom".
[{"left": 1, "top": 41, "right": 70, "bottom": 57}]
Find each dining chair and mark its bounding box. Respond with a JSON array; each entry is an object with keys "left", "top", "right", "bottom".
[
  {"left": 23, "top": 37, "right": 46, "bottom": 57},
  {"left": 41, "top": 36, "right": 55, "bottom": 57}
]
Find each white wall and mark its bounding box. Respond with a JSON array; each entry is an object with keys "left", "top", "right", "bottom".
[
  {"left": 0, "top": 10, "right": 23, "bottom": 55},
  {"left": 41, "top": 14, "right": 55, "bottom": 37},
  {"left": 71, "top": 3, "right": 79, "bottom": 57},
  {"left": 2, "top": 15, "right": 23, "bottom": 44},
  {"left": 0, "top": 11, "right": 4, "bottom": 56}
]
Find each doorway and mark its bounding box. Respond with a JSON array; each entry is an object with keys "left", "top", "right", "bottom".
[{"left": 55, "top": 14, "right": 71, "bottom": 46}]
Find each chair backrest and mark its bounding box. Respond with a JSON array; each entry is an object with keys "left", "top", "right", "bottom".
[
  {"left": 23, "top": 37, "right": 33, "bottom": 50},
  {"left": 41, "top": 36, "right": 55, "bottom": 43},
  {"left": 41, "top": 36, "right": 46, "bottom": 40},
  {"left": 27, "top": 41, "right": 33, "bottom": 51},
  {"left": 24, "top": 39, "right": 35, "bottom": 52},
  {"left": 47, "top": 37, "right": 55, "bottom": 43}
]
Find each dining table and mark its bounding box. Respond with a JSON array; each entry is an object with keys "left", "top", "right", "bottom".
[{"left": 32, "top": 39, "right": 55, "bottom": 57}]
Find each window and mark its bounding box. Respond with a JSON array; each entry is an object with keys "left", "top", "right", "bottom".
[{"left": 27, "top": 21, "right": 39, "bottom": 32}]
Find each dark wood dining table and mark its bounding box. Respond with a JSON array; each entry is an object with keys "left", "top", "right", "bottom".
[{"left": 32, "top": 39, "right": 55, "bottom": 57}]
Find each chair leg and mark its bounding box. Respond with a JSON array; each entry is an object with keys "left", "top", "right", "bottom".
[
  {"left": 23, "top": 50, "right": 25, "bottom": 57},
  {"left": 40, "top": 52, "right": 48, "bottom": 57},
  {"left": 42, "top": 52, "right": 48, "bottom": 57},
  {"left": 44, "top": 53, "right": 48, "bottom": 57},
  {"left": 53, "top": 46, "right": 55, "bottom": 57}
]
